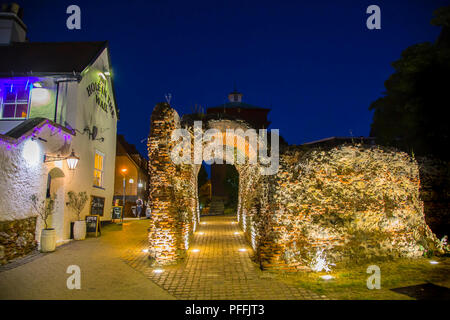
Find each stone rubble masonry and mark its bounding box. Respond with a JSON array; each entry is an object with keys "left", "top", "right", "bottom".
[
  {"left": 417, "top": 156, "right": 450, "bottom": 238},
  {"left": 266, "top": 145, "right": 441, "bottom": 270},
  {"left": 0, "top": 216, "right": 37, "bottom": 265},
  {"left": 147, "top": 103, "right": 201, "bottom": 265},
  {"left": 147, "top": 103, "right": 442, "bottom": 270},
  {"left": 147, "top": 103, "right": 181, "bottom": 265}
]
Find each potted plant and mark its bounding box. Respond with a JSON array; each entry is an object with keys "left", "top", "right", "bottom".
[
  {"left": 67, "top": 191, "right": 88, "bottom": 240},
  {"left": 31, "top": 194, "right": 56, "bottom": 252}
]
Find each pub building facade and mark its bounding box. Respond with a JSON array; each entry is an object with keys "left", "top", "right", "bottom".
[{"left": 0, "top": 5, "right": 118, "bottom": 263}]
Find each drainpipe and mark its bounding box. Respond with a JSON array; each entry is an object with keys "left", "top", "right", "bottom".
[{"left": 53, "top": 81, "right": 59, "bottom": 123}]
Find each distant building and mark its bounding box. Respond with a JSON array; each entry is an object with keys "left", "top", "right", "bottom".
[
  {"left": 207, "top": 90, "right": 270, "bottom": 129},
  {"left": 207, "top": 90, "right": 270, "bottom": 200},
  {"left": 113, "top": 135, "right": 149, "bottom": 217},
  {"left": 0, "top": 4, "right": 118, "bottom": 263}
]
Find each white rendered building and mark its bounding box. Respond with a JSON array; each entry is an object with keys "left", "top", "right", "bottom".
[{"left": 0, "top": 7, "right": 118, "bottom": 263}]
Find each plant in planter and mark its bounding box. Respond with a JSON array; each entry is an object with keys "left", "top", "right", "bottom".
[
  {"left": 31, "top": 193, "right": 56, "bottom": 253},
  {"left": 67, "top": 191, "right": 88, "bottom": 240}
]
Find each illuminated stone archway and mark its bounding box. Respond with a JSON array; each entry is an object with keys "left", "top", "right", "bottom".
[
  {"left": 147, "top": 103, "right": 273, "bottom": 265},
  {"left": 147, "top": 102, "right": 442, "bottom": 270}
]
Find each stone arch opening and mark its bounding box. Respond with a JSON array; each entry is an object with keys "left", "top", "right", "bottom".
[
  {"left": 147, "top": 103, "right": 273, "bottom": 266},
  {"left": 209, "top": 163, "right": 239, "bottom": 215},
  {"left": 148, "top": 102, "right": 441, "bottom": 271}
]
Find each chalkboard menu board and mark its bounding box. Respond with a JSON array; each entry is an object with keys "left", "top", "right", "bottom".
[
  {"left": 112, "top": 206, "right": 122, "bottom": 220},
  {"left": 86, "top": 215, "right": 101, "bottom": 237},
  {"left": 91, "top": 196, "right": 105, "bottom": 216}
]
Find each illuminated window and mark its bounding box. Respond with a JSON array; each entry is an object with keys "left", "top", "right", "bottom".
[
  {"left": 0, "top": 82, "right": 31, "bottom": 119},
  {"left": 93, "top": 151, "right": 105, "bottom": 187}
]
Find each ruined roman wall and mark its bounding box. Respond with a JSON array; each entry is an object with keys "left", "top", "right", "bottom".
[
  {"left": 148, "top": 103, "right": 441, "bottom": 269},
  {"left": 147, "top": 103, "right": 185, "bottom": 264},
  {"left": 416, "top": 156, "right": 450, "bottom": 238},
  {"left": 260, "top": 144, "right": 442, "bottom": 271},
  {"left": 147, "top": 104, "right": 272, "bottom": 265}
]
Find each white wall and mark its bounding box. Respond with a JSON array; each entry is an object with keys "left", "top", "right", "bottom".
[
  {"left": 0, "top": 138, "right": 46, "bottom": 222},
  {"left": 0, "top": 47, "right": 118, "bottom": 244},
  {"left": 0, "top": 125, "right": 71, "bottom": 242},
  {"left": 54, "top": 47, "right": 118, "bottom": 241}
]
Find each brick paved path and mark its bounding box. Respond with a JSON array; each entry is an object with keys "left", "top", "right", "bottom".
[{"left": 122, "top": 215, "right": 327, "bottom": 300}]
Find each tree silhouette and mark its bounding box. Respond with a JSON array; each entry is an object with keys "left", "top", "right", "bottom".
[{"left": 369, "top": 6, "right": 450, "bottom": 160}]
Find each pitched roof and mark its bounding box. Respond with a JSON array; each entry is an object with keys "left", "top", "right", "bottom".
[
  {"left": 0, "top": 41, "right": 107, "bottom": 75},
  {"left": 116, "top": 134, "right": 148, "bottom": 171},
  {"left": 0, "top": 117, "right": 75, "bottom": 146},
  {"left": 0, "top": 40, "right": 120, "bottom": 118}
]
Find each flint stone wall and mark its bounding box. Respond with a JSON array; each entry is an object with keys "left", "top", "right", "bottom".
[
  {"left": 261, "top": 144, "right": 440, "bottom": 270},
  {"left": 148, "top": 103, "right": 440, "bottom": 270},
  {"left": 0, "top": 216, "right": 37, "bottom": 265},
  {"left": 147, "top": 103, "right": 200, "bottom": 265},
  {"left": 417, "top": 156, "right": 450, "bottom": 238}
]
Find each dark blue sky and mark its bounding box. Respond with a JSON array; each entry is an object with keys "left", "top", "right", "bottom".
[{"left": 21, "top": 0, "right": 447, "bottom": 157}]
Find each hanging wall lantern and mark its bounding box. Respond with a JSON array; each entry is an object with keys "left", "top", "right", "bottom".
[
  {"left": 65, "top": 150, "right": 80, "bottom": 170},
  {"left": 44, "top": 149, "right": 80, "bottom": 170}
]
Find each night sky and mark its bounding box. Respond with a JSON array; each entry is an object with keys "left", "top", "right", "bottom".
[{"left": 21, "top": 0, "right": 447, "bottom": 157}]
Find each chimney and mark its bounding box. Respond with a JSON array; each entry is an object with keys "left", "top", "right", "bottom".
[{"left": 0, "top": 2, "right": 27, "bottom": 45}]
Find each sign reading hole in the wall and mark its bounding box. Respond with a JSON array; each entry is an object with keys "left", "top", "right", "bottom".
[{"left": 86, "top": 77, "right": 115, "bottom": 118}]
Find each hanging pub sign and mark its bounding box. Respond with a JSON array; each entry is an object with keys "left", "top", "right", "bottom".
[
  {"left": 86, "top": 215, "right": 101, "bottom": 237},
  {"left": 86, "top": 77, "right": 115, "bottom": 118}
]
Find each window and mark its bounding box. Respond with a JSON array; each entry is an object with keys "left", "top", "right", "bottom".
[
  {"left": 93, "top": 151, "right": 105, "bottom": 187},
  {"left": 1, "top": 82, "right": 31, "bottom": 119}
]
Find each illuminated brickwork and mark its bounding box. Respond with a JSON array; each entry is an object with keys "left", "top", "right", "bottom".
[
  {"left": 147, "top": 103, "right": 183, "bottom": 264},
  {"left": 148, "top": 103, "right": 441, "bottom": 269},
  {"left": 266, "top": 145, "right": 442, "bottom": 270}
]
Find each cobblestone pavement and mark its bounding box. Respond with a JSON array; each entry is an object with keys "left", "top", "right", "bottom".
[{"left": 122, "top": 215, "right": 327, "bottom": 300}]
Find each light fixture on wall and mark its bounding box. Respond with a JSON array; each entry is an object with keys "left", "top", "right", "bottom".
[
  {"left": 44, "top": 149, "right": 80, "bottom": 170},
  {"left": 65, "top": 150, "right": 80, "bottom": 170},
  {"left": 102, "top": 66, "right": 111, "bottom": 78},
  {"left": 81, "top": 126, "right": 105, "bottom": 142}
]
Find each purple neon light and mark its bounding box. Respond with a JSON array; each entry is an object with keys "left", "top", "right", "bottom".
[{"left": 0, "top": 119, "right": 73, "bottom": 150}]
